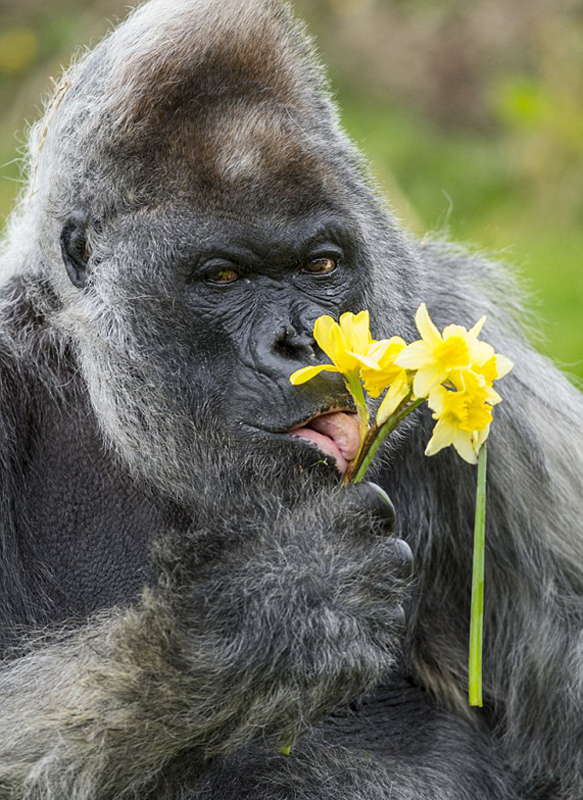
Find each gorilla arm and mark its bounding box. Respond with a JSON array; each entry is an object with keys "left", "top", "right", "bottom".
[
  {"left": 0, "top": 498, "right": 519, "bottom": 800},
  {"left": 0, "top": 388, "right": 410, "bottom": 800}
]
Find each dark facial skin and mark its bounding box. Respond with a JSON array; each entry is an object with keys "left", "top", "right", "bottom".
[{"left": 184, "top": 214, "right": 363, "bottom": 434}]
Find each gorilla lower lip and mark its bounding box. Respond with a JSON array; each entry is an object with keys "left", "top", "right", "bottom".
[{"left": 289, "top": 411, "right": 360, "bottom": 473}]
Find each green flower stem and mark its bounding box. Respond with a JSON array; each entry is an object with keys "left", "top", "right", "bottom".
[
  {"left": 345, "top": 371, "right": 370, "bottom": 438},
  {"left": 469, "top": 443, "right": 488, "bottom": 707},
  {"left": 351, "top": 397, "right": 424, "bottom": 484}
]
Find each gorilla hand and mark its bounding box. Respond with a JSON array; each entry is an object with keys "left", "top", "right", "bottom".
[
  {"left": 0, "top": 479, "right": 411, "bottom": 797},
  {"left": 154, "top": 478, "right": 412, "bottom": 753}
]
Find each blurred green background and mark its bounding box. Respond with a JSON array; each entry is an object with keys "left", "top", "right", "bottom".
[{"left": 1, "top": 0, "right": 582, "bottom": 381}]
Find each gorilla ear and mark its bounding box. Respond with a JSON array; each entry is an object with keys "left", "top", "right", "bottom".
[{"left": 60, "top": 212, "right": 90, "bottom": 288}]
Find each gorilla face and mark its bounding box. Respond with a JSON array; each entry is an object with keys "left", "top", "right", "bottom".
[
  {"left": 59, "top": 179, "right": 374, "bottom": 496},
  {"left": 181, "top": 211, "right": 365, "bottom": 467},
  {"left": 41, "top": 0, "right": 422, "bottom": 502}
]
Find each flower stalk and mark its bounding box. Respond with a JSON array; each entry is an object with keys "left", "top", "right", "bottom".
[
  {"left": 345, "top": 395, "right": 425, "bottom": 485},
  {"left": 345, "top": 369, "right": 370, "bottom": 446},
  {"left": 469, "top": 443, "right": 488, "bottom": 706}
]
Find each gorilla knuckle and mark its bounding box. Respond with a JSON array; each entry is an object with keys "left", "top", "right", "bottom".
[{"left": 348, "top": 481, "right": 398, "bottom": 536}]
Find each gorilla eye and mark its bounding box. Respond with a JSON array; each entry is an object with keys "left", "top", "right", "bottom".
[
  {"left": 204, "top": 267, "right": 240, "bottom": 285},
  {"left": 301, "top": 256, "right": 338, "bottom": 275}
]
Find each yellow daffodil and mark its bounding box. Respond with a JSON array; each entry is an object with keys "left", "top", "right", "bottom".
[
  {"left": 394, "top": 303, "right": 508, "bottom": 399},
  {"left": 463, "top": 352, "right": 513, "bottom": 402},
  {"left": 288, "top": 306, "right": 514, "bottom": 711},
  {"left": 359, "top": 337, "right": 407, "bottom": 397},
  {"left": 357, "top": 337, "right": 413, "bottom": 425},
  {"left": 425, "top": 373, "right": 495, "bottom": 464},
  {"left": 289, "top": 310, "right": 377, "bottom": 385}
]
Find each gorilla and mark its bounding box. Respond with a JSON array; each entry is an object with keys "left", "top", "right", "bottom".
[{"left": 0, "top": 1, "right": 581, "bottom": 798}]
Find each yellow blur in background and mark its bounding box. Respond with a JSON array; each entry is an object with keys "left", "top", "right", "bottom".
[{"left": 0, "top": 27, "right": 38, "bottom": 74}]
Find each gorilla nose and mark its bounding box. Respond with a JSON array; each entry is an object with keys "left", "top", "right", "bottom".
[{"left": 273, "top": 323, "right": 316, "bottom": 360}]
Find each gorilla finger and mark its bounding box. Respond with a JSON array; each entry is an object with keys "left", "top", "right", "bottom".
[
  {"left": 390, "top": 538, "right": 414, "bottom": 580},
  {"left": 349, "top": 481, "right": 397, "bottom": 534},
  {"left": 393, "top": 603, "right": 407, "bottom": 633}
]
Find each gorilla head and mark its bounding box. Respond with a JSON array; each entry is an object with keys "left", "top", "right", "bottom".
[{"left": 14, "top": 0, "right": 421, "bottom": 506}]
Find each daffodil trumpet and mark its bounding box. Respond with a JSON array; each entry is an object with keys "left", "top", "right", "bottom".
[{"left": 289, "top": 305, "right": 512, "bottom": 708}]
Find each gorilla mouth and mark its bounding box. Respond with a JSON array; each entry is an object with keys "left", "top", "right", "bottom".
[{"left": 288, "top": 411, "right": 361, "bottom": 474}]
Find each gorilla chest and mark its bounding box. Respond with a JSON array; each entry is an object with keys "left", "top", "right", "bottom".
[{"left": 15, "top": 405, "right": 183, "bottom": 622}]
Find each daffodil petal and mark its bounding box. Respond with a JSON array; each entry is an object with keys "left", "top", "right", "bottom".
[
  {"left": 415, "top": 303, "right": 442, "bottom": 346},
  {"left": 485, "top": 386, "right": 502, "bottom": 404},
  {"left": 350, "top": 351, "right": 383, "bottom": 369},
  {"left": 367, "top": 336, "right": 407, "bottom": 360},
  {"left": 447, "top": 368, "right": 471, "bottom": 392},
  {"left": 367, "top": 339, "right": 391, "bottom": 361},
  {"left": 330, "top": 324, "right": 359, "bottom": 372},
  {"left": 413, "top": 364, "right": 447, "bottom": 399},
  {"left": 475, "top": 424, "right": 491, "bottom": 449},
  {"left": 470, "top": 340, "right": 495, "bottom": 365},
  {"left": 362, "top": 365, "right": 406, "bottom": 398},
  {"left": 468, "top": 315, "right": 487, "bottom": 338},
  {"left": 452, "top": 431, "right": 479, "bottom": 464},
  {"left": 313, "top": 316, "right": 339, "bottom": 362},
  {"left": 386, "top": 335, "right": 407, "bottom": 349},
  {"left": 495, "top": 354, "right": 513, "bottom": 379},
  {"left": 376, "top": 376, "right": 411, "bottom": 425},
  {"left": 427, "top": 384, "right": 448, "bottom": 416},
  {"left": 289, "top": 364, "right": 339, "bottom": 385},
  {"left": 339, "top": 310, "right": 371, "bottom": 354},
  {"left": 425, "top": 418, "right": 457, "bottom": 456},
  {"left": 394, "top": 340, "right": 433, "bottom": 370}
]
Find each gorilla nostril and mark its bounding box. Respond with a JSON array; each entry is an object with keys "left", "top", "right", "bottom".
[
  {"left": 274, "top": 325, "right": 315, "bottom": 359},
  {"left": 289, "top": 333, "right": 315, "bottom": 350}
]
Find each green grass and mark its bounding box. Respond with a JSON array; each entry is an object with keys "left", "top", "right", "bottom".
[{"left": 495, "top": 231, "right": 583, "bottom": 379}]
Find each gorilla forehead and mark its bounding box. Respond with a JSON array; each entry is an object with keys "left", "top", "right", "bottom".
[
  {"left": 35, "top": 0, "right": 351, "bottom": 220},
  {"left": 105, "top": 103, "right": 353, "bottom": 218},
  {"left": 102, "top": 0, "right": 323, "bottom": 130},
  {"left": 164, "top": 208, "right": 360, "bottom": 270}
]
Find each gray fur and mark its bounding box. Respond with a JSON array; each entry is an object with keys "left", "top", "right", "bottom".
[{"left": 0, "top": 0, "right": 581, "bottom": 798}]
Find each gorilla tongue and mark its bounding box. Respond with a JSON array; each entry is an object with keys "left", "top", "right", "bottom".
[{"left": 290, "top": 411, "right": 361, "bottom": 474}]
